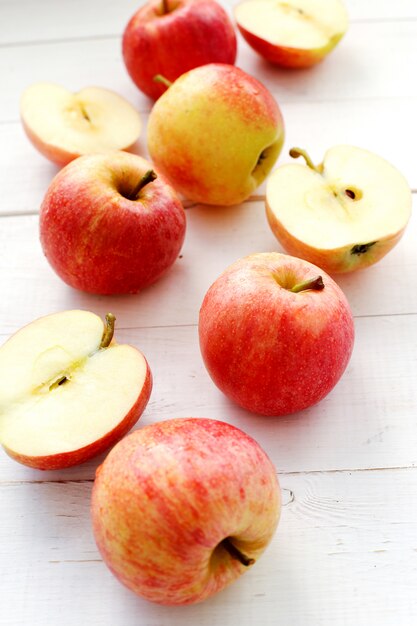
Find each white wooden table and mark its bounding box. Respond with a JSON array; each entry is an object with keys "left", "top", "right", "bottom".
[{"left": 1, "top": 1, "right": 416, "bottom": 624}]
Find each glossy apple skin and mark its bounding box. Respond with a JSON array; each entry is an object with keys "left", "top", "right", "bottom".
[
  {"left": 3, "top": 365, "right": 152, "bottom": 471},
  {"left": 147, "top": 63, "right": 284, "bottom": 206},
  {"left": 40, "top": 152, "right": 186, "bottom": 294},
  {"left": 91, "top": 417, "right": 280, "bottom": 605},
  {"left": 237, "top": 24, "right": 343, "bottom": 68},
  {"left": 122, "top": 0, "right": 237, "bottom": 100},
  {"left": 199, "top": 253, "right": 354, "bottom": 416}
]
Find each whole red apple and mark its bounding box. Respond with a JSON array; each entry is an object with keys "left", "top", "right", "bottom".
[
  {"left": 199, "top": 252, "right": 354, "bottom": 416},
  {"left": 122, "top": 0, "right": 237, "bottom": 100},
  {"left": 39, "top": 152, "right": 186, "bottom": 295},
  {"left": 91, "top": 417, "right": 280, "bottom": 605}
]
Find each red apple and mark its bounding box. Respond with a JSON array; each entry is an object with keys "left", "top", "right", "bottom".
[
  {"left": 199, "top": 252, "right": 354, "bottom": 416},
  {"left": 91, "top": 417, "right": 280, "bottom": 605},
  {"left": 122, "top": 0, "right": 237, "bottom": 100},
  {"left": 40, "top": 151, "right": 186, "bottom": 295},
  {"left": 0, "top": 310, "right": 152, "bottom": 470}
]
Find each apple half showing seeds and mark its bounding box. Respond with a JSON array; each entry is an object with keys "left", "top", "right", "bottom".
[
  {"left": 0, "top": 310, "right": 152, "bottom": 470},
  {"left": 235, "top": 0, "right": 348, "bottom": 68},
  {"left": 266, "top": 145, "right": 412, "bottom": 273},
  {"left": 20, "top": 83, "right": 142, "bottom": 166},
  {"left": 91, "top": 417, "right": 280, "bottom": 605}
]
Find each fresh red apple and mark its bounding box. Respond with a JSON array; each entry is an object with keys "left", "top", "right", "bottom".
[
  {"left": 147, "top": 63, "right": 284, "bottom": 205},
  {"left": 199, "top": 252, "right": 354, "bottom": 416},
  {"left": 91, "top": 417, "right": 280, "bottom": 605},
  {"left": 20, "top": 83, "right": 142, "bottom": 166},
  {"left": 0, "top": 310, "right": 152, "bottom": 470},
  {"left": 235, "top": 0, "right": 348, "bottom": 68},
  {"left": 266, "top": 146, "right": 412, "bottom": 273},
  {"left": 122, "top": 0, "right": 237, "bottom": 100},
  {"left": 40, "top": 151, "right": 186, "bottom": 294}
]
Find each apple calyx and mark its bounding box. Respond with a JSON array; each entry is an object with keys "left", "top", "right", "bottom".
[
  {"left": 153, "top": 75, "right": 173, "bottom": 89},
  {"left": 100, "top": 313, "right": 116, "bottom": 349},
  {"left": 128, "top": 170, "right": 157, "bottom": 201},
  {"left": 351, "top": 242, "right": 377, "bottom": 256},
  {"left": 221, "top": 538, "right": 255, "bottom": 567},
  {"left": 290, "top": 276, "right": 324, "bottom": 293},
  {"left": 289, "top": 147, "right": 321, "bottom": 174}
]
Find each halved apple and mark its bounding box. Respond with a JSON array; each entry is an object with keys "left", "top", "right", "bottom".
[
  {"left": 266, "top": 145, "right": 412, "bottom": 273},
  {"left": 20, "top": 83, "right": 142, "bottom": 166},
  {"left": 0, "top": 310, "right": 152, "bottom": 470},
  {"left": 235, "top": 0, "right": 348, "bottom": 68}
]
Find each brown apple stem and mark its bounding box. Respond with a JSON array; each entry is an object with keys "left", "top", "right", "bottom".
[
  {"left": 290, "top": 276, "right": 324, "bottom": 293},
  {"left": 289, "top": 147, "right": 320, "bottom": 173},
  {"left": 153, "top": 74, "right": 173, "bottom": 89},
  {"left": 100, "top": 313, "right": 116, "bottom": 349},
  {"left": 221, "top": 538, "right": 255, "bottom": 567},
  {"left": 161, "top": 0, "right": 169, "bottom": 13},
  {"left": 129, "top": 170, "right": 157, "bottom": 200}
]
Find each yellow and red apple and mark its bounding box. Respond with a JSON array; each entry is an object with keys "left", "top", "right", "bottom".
[
  {"left": 147, "top": 63, "right": 284, "bottom": 206},
  {"left": 92, "top": 417, "right": 280, "bottom": 604}
]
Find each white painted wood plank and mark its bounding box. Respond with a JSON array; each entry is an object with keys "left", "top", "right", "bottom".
[
  {"left": 1, "top": 21, "right": 416, "bottom": 124},
  {"left": 0, "top": 195, "right": 416, "bottom": 337},
  {"left": 1, "top": 0, "right": 416, "bottom": 46},
  {"left": 1, "top": 468, "right": 416, "bottom": 625},
  {"left": 1, "top": 94, "right": 415, "bottom": 219},
  {"left": 0, "top": 310, "right": 416, "bottom": 482}
]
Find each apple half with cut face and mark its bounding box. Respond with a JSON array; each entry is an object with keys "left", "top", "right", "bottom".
[
  {"left": 0, "top": 310, "right": 152, "bottom": 470},
  {"left": 235, "top": 0, "right": 348, "bottom": 68},
  {"left": 266, "top": 146, "right": 412, "bottom": 273},
  {"left": 92, "top": 417, "right": 280, "bottom": 605},
  {"left": 20, "top": 83, "right": 142, "bottom": 166}
]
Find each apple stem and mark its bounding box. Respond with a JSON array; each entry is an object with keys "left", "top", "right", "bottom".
[
  {"left": 100, "top": 313, "right": 116, "bottom": 349},
  {"left": 153, "top": 74, "right": 173, "bottom": 89},
  {"left": 221, "top": 538, "right": 255, "bottom": 567},
  {"left": 161, "top": 0, "right": 169, "bottom": 14},
  {"left": 289, "top": 147, "right": 320, "bottom": 173},
  {"left": 129, "top": 170, "right": 157, "bottom": 200},
  {"left": 290, "top": 276, "right": 324, "bottom": 293}
]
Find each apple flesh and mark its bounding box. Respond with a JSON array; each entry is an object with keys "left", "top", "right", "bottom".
[
  {"left": 122, "top": 0, "right": 237, "bottom": 100},
  {"left": 199, "top": 252, "right": 354, "bottom": 416},
  {"left": 266, "top": 145, "right": 412, "bottom": 273},
  {"left": 20, "top": 83, "right": 142, "bottom": 166},
  {"left": 91, "top": 417, "right": 280, "bottom": 605},
  {"left": 40, "top": 151, "right": 186, "bottom": 294},
  {"left": 147, "top": 63, "right": 284, "bottom": 206},
  {"left": 235, "top": 0, "right": 348, "bottom": 68},
  {"left": 0, "top": 310, "right": 152, "bottom": 470}
]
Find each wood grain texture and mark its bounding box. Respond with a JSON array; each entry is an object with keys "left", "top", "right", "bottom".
[
  {"left": 1, "top": 0, "right": 416, "bottom": 623},
  {"left": 0, "top": 195, "right": 415, "bottom": 336},
  {"left": 1, "top": 468, "right": 416, "bottom": 626},
  {"left": 0, "top": 310, "right": 416, "bottom": 482}
]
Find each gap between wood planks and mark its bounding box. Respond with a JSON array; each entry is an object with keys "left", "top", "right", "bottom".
[
  {"left": 2, "top": 464, "right": 416, "bottom": 486},
  {"left": 1, "top": 16, "right": 416, "bottom": 49}
]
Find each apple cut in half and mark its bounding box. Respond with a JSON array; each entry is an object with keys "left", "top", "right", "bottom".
[
  {"left": 0, "top": 310, "right": 152, "bottom": 470},
  {"left": 235, "top": 0, "right": 348, "bottom": 68},
  {"left": 20, "top": 83, "right": 142, "bottom": 166},
  {"left": 266, "top": 145, "right": 412, "bottom": 273}
]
